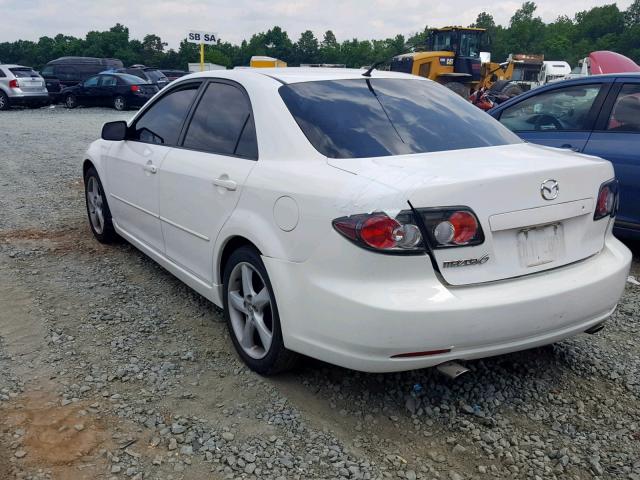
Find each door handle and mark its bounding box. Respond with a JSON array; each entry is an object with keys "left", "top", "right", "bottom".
[
  {"left": 212, "top": 177, "right": 237, "bottom": 191},
  {"left": 560, "top": 144, "right": 579, "bottom": 152},
  {"left": 143, "top": 163, "right": 158, "bottom": 174}
]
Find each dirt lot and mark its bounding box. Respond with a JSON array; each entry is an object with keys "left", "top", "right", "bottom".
[{"left": 1, "top": 106, "right": 639, "bottom": 480}]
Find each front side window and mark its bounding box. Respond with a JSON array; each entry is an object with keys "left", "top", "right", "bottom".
[
  {"left": 606, "top": 84, "right": 640, "bottom": 133},
  {"left": 279, "top": 78, "right": 520, "bottom": 159},
  {"left": 183, "top": 82, "right": 258, "bottom": 159},
  {"left": 499, "top": 84, "right": 602, "bottom": 132},
  {"left": 131, "top": 83, "right": 200, "bottom": 146},
  {"left": 84, "top": 76, "right": 100, "bottom": 87}
]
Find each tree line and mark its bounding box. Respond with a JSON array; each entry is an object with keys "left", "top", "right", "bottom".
[{"left": 1, "top": 1, "right": 638, "bottom": 72}]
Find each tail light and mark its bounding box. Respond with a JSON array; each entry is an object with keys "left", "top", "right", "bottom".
[
  {"left": 397, "top": 207, "right": 484, "bottom": 249},
  {"left": 332, "top": 213, "right": 423, "bottom": 254},
  {"left": 594, "top": 179, "right": 618, "bottom": 220},
  {"left": 130, "top": 85, "right": 140, "bottom": 93},
  {"left": 9, "top": 79, "right": 19, "bottom": 89}
]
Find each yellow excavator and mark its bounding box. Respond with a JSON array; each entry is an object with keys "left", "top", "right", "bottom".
[{"left": 390, "top": 27, "right": 524, "bottom": 97}]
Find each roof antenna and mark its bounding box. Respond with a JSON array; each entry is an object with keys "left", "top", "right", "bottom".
[{"left": 362, "top": 59, "right": 386, "bottom": 77}]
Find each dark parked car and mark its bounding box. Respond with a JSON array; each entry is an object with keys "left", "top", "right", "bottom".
[
  {"left": 115, "top": 67, "right": 170, "bottom": 89},
  {"left": 62, "top": 73, "right": 159, "bottom": 110},
  {"left": 41, "top": 57, "right": 124, "bottom": 88},
  {"left": 489, "top": 73, "right": 640, "bottom": 238},
  {"left": 160, "top": 69, "right": 189, "bottom": 82}
]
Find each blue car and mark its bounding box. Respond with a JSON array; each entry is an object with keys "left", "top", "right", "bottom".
[{"left": 489, "top": 74, "right": 640, "bottom": 238}]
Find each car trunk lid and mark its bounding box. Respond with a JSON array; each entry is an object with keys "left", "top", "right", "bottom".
[{"left": 328, "top": 143, "right": 615, "bottom": 285}]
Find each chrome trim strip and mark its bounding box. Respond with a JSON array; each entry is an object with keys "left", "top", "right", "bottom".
[
  {"left": 110, "top": 194, "right": 159, "bottom": 219},
  {"left": 159, "top": 216, "right": 210, "bottom": 242}
]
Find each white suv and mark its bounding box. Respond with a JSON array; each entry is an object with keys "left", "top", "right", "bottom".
[{"left": 0, "top": 64, "right": 50, "bottom": 110}]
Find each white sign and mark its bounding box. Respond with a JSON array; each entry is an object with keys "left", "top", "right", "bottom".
[{"left": 187, "top": 31, "right": 217, "bottom": 45}]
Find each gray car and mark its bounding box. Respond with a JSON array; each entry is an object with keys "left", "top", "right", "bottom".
[{"left": 0, "top": 64, "right": 50, "bottom": 110}]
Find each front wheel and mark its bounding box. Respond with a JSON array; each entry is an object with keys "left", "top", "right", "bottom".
[
  {"left": 84, "top": 167, "right": 117, "bottom": 243},
  {"left": 223, "top": 246, "right": 298, "bottom": 375},
  {"left": 113, "top": 95, "right": 127, "bottom": 111},
  {"left": 65, "top": 94, "right": 77, "bottom": 109}
]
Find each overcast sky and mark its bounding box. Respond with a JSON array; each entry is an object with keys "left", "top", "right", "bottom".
[{"left": 0, "top": 0, "right": 633, "bottom": 48}]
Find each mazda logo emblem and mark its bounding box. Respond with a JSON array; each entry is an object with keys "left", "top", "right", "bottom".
[{"left": 540, "top": 179, "right": 559, "bottom": 200}]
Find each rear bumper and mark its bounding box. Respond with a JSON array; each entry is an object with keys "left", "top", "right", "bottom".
[
  {"left": 264, "top": 235, "right": 631, "bottom": 372},
  {"left": 8, "top": 93, "right": 51, "bottom": 106}
]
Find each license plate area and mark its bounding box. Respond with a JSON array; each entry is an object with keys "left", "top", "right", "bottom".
[{"left": 517, "top": 223, "right": 563, "bottom": 267}]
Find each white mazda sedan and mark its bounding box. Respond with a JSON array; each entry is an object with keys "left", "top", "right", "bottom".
[{"left": 83, "top": 68, "right": 632, "bottom": 374}]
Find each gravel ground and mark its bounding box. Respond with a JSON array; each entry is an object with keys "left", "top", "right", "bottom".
[{"left": 0, "top": 106, "right": 639, "bottom": 480}]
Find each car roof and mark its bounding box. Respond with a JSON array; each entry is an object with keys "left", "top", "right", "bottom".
[
  {"left": 0, "top": 64, "right": 30, "bottom": 69},
  {"left": 181, "top": 67, "right": 419, "bottom": 85},
  {"left": 489, "top": 73, "right": 640, "bottom": 114}
]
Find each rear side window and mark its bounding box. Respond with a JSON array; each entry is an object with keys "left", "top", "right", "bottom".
[
  {"left": 41, "top": 66, "right": 53, "bottom": 77},
  {"left": 279, "top": 78, "right": 520, "bottom": 159},
  {"left": 183, "top": 82, "right": 258, "bottom": 159},
  {"left": 606, "top": 84, "right": 640, "bottom": 133},
  {"left": 499, "top": 84, "right": 602, "bottom": 132},
  {"left": 10, "top": 68, "right": 39, "bottom": 78},
  {"left": 55, "top": 66, "right": 77, "bottom": 81},
  {"left": 0, "top": 69, "right": 5, "bottom": 78},
  {"left": 132, "top": 83, "right": 200, "bottom": 146},
  {"left": 100, "top": 76, "right": 117, "bottom": 87}
]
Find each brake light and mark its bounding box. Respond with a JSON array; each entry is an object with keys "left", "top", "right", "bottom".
[
  {"left": 333, "top": 213, "right": 423, "bottom": 253},
  {"left": 594, "top": 179, "right": 618, "bottom": 220},
  {"left": 9, "top": 79, "right": 19, "bottom": 89},
  {"left": 130, "top": 85, "right": 140, "bottom": 93},
  {"left": 397, "top": 207, "right": 484, "bottom": 248}
]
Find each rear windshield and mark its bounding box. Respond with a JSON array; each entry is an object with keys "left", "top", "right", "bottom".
[
  {"left": 125, "top": 69, "right": 147, "bottom": 80},
  {"left": 10, "top": 68, "right": 39, "bottom": 78},
  {"left": 145, "top": 70, "right": 167, "bottom": 82},
  {"left": 279, "top": 78, "right": 521, "bottom": 159},
  {"left": 117, "top": 73, "right": 148, "bottom": 84}
]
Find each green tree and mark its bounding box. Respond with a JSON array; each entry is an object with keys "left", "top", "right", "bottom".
[{"left": 295, "top": 30, "right": 319, "bottom": 64}]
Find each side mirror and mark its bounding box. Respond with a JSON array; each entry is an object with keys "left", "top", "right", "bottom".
[{"left": 102, "top": 121, "right": 127, "bottom": 141}]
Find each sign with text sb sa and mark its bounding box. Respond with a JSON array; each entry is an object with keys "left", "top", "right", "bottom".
[{"left": 187, "top": 31, "right": 217, "bottom": 45}]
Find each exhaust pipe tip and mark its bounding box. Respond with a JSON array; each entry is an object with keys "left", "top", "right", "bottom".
[
  {"left": 436, "top": 361, "right": 470, "bottom": 379},
  {"left": 585, "top": 322, "right": 606, "bottom": 335}
]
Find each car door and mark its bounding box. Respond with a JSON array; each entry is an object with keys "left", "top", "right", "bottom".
[
  {"left": 158, "top": 80, "right": 259, "bottom": 284},
  {"left": 78, "top": 75, "right": 100, "bottom": 106},
  {"left": 583, "top": 80, "right": 640, "bottom": 232},
  {"left": 495, "top": 82, "right": 609, "bottom": 152},
  {"left": 105, "top": 82, "right": 201, "bottom": 254},
  {"left": 97, "top": 75, "right": 117, "bottom": 106}
]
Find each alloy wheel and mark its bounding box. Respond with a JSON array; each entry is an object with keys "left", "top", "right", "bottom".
[
  {"left": 86, "top": 176, "right": 105, "bottom": 234},
  {"left": 227, "top": 262, "right": 274, "bottom": 359},
  {"left": 114, "top": 97, "right": 125, "bottom": 110}
]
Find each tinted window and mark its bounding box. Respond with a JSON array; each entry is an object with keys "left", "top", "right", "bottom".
[
  {"left": 41, "top": 66, "right": 54, "bottom": 77},
  {"left": 183, "top": 82, "right": 258, "bottom": 158},
  {"left": 132, "top": 84, "right": 200, "bottom": 146},
  {"left": 100, "top": 76, "right": 117, "bottom": 87},
  {"left": 10, "top": 68, "right": 39, "bottom": 78},
  {"left": 117, "top": 73, "right": 145, "bottom": 84},
  {"left": 125, "top": 69, "right": 147, "bottom": 80},
  {"left": 0, "top": 69, "right": 5, "bottom": 78},
  {"left": 55, "top": 66, "right": 77, "bottom": 81},
  {"left": 499, "top": 84, "right": 602, "bottom": 132},
  {"left": 146, "top": 70, "right": 167, "bottom": 82},
  {"left": 606, "top": 84, "right": 640, "bottom": 133},
  {"left": 279, "top": 78, "right": 520, "bottom": 159},
  {"left": 84, "top": 76, "right": 100, "bottom": 87}
]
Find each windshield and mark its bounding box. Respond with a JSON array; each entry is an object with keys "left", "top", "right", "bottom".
[
  {"left": 279, "top": 78, "right": 521, "bottom": 159},
  {"left": 459, "top": 32, "right": 481, "bottom": 58}
]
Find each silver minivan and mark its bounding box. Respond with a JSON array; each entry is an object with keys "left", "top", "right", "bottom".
[{"left": 0, "top": 64, "right": 50, "bottom": 110}]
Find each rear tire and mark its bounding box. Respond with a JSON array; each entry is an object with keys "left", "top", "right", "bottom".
[
  {"left": 0, "top": 92, "right": 9, "bottom": 111},
  {"left": 84, "top": 166, "right": 117, "bottom": 244},
  {"left": 444, "top": 81, "right": 469, "bottom": 98},
  {"left": 113, "top": 95, "right": 127, "bottom": 111},
  {"left": 65, "top": 94, "right": 77, "bottom": 109},
  {"left": 223, "top": 246, "right": 298, "bottom": 375}
]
